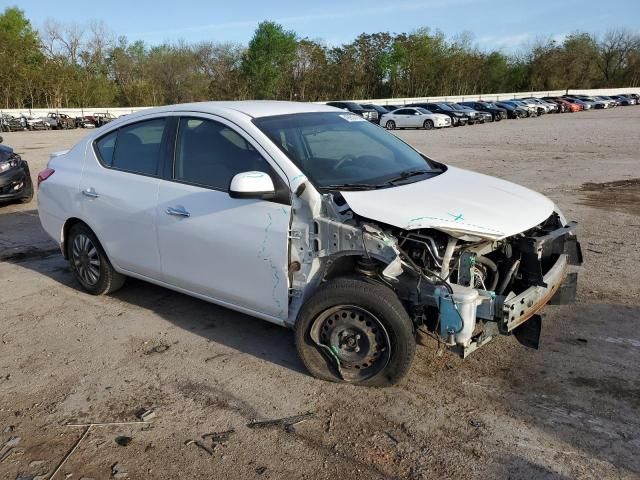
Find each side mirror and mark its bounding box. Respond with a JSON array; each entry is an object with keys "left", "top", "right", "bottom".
[{"left": 229, "top": 171, "right": 276, "bottom": 200}]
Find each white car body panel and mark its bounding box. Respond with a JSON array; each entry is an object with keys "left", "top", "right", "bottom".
[
  {"left": 79, "top": 154, "right": 162, "bottom": 278},
  {"left": 340, "top": 166, "right": 554, "bottom": 240},
  {"left": 156, "top": 180, "right": 290, "bottom": 319}
]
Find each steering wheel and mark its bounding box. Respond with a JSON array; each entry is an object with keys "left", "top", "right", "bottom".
[{"left": 332, "top": 154, "right": 357, "bottom": 171}]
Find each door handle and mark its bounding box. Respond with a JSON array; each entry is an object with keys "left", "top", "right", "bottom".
[
  {"left": 82, "top": 188, "right": 99, "bottom": 198},
  {"left": 166, "top": 206, "right": 190, "bottom": 218}
]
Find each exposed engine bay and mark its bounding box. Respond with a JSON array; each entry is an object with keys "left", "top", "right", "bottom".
[{"left": 288, "top": 189, "right": 583, "bottom": 357}]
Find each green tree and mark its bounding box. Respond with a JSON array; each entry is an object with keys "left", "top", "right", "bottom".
[
  {"left": 0, "top": 6, "right": 42, "bottom": 108},
  {"left": 241, "top": 21, "right": 297, "bottom": 99}
]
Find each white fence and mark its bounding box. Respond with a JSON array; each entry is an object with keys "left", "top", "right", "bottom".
[{"left": 1, "top": 87, "right": 639, "bottom": 119}]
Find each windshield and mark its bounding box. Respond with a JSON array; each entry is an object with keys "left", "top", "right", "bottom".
[
  {"left": 254, "top": 112, "right": 440, "bottom": 190},
  {"left": 416, "top": 107, "right": 432, "bottom": 114},
  {"left": 436, "top": 103, "right": 453, "bottom": 110}
]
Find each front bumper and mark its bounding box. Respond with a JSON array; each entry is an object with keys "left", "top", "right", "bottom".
[
  {"left": 0, "top": 162, "right": 32, "bottom": 201},
  {"left": 501, "top": 219, "right": 582, "bottom": 332},
  {"left": 454, "top": 219, "right": 582, "bottom": 357}
]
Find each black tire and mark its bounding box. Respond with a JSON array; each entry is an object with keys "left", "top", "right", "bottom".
[
  {"left": 423, "top": 119, "right": 434, "bottom": 130},
  {"left": 385, "top": 120, "right": 396, "bottom": 130},
  {"left": 19, "top": 173, "right": 33, "bottom": 203},
  {"left": 295, "top": 277, "right": 416, "bottom": 387},
  {"left": 67, "top": 223, "right": 126, "bottom": 295}
]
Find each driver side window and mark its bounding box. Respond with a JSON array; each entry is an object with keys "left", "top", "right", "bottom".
[{"left": 173, "top": 117, "right": 271, "bottom": 191}]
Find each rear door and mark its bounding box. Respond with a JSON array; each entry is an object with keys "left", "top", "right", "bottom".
[
  {"left": 394, "top": 109, "right": 412, "bottom": 127},
  {"left": 79, "top": 117, "right": 170, "bottom": 278},
  {"left": 155, "top": 115, "right": 291, "bottom": 321}
]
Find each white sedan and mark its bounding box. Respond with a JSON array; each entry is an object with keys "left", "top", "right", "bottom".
[
  {"left": 37, "top": 101, "right": 581, "bottom": 387},
  {"left": 380, "top": 107, "right": 451, "bottom": 130}
]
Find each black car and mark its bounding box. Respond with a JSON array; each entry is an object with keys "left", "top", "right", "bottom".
[
  {"left": 446, "top": 102, "right": 482, "bottom": 125},
  {"left": 360, "top": 104, "right": 394, "bottom": 123},
  {"left": 0, "top": 136, "right": 33, "bottom": 203},
  {"left": 494, "top": 101, "right": 525, "bottom": 119},
  {"left": 459, "top": 101, "right": 507, "bottom": 121},
  {"left": 407, "top": 102, "right": 469, "bottom": 126},
  {"left": 325, "top": 101, "right": 379, "bottom": 122}
]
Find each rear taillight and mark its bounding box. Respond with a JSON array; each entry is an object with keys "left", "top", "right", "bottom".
[{"left": 37, "top": 168, "right": 55, "bottom": 188}]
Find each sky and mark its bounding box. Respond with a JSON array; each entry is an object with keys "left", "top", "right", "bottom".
[{"left": 5, "top": 0, "right": 640, "bottom": 51}]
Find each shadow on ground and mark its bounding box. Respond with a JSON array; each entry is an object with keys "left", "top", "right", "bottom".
[{"left": 6, "top": 252, "right": 306, "bottom": 375}]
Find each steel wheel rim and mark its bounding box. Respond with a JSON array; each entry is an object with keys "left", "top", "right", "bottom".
[
  {"left": 310, "top": 305, "right": 391, "bottom": 382},
  {"left": 72, "top": 234, "right": 100, "bottom": 286}
]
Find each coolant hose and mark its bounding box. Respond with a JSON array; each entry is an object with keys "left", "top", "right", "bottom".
[{"left": 476, "top": 256, "right": 499, "bottom": 291}]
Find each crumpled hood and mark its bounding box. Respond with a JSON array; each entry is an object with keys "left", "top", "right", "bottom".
[{"left": 341, "top": 166, "right": 555, "bottom": 240}]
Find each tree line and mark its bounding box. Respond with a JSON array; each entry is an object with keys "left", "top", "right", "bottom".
[{"left": 1, "top": 6, "right": 639, "bottom": 109}]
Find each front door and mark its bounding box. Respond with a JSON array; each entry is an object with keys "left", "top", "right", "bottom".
[{"left": 155, "top": 116, "right": 291, "bottom": 321}]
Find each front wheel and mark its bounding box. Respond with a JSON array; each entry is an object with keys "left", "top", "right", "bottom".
[
  {"left": 67, "top": 223, "right": 125, "bottom": 295},
  {"left": 385, "top": 120, "right": 396, "bottom": 130},
  {"left": 423, "top": 119, "right": 434, "bottom": 130},
  {"left": 295, "top": 277, "right": 416, "bottom": 387}
]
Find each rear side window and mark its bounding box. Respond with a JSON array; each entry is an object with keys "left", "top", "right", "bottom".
[
  {"left": 95, "top": 131, "right": 117, "bottom": 166},
  {"left": 111, "top": 118, "right": 167, "bottom": 176},
  {"left": 174, "top": 117, "right": 270, "bottom": 191}
]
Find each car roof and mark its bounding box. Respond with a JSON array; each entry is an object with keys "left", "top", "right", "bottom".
[{"left": 114, "top": 101, "right": 340, "bottom": 123}]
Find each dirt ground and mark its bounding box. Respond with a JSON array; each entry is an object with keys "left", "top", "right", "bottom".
[{"left": 1, "top": 107, "right": 639, "bottom": 480}]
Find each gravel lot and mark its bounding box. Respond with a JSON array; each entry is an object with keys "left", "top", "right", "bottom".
[{"left": 1, "top": 107, "right": 639, "bottom": 479}]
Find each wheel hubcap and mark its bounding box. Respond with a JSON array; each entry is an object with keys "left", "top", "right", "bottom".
[
  {"left": 310, "top": 305, "right": 391, "bottom": 382},
  {"left": 72, "top": 234, "right": 100, "bottom": 286}
]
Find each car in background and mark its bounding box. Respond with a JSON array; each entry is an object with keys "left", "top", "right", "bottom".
[
  {"left": 380, "top": 107, "right": 451, "bottom": 130},
  {"left": 494, "top": 101, "right": 525, "bottom": 118},
  {"left": 517, "top": 99, "right": 550, "bottom": 115},
  {"left": 610, "top": 95, "right": 637, "bottom": 106},
  {"left": 527, "top": 98, "right": 561, "bottom": 113},
  {"left": 0, "top": 115, "right": 47, "bottom": 132},
  {"left": 384, "top": 104, "right": 401, "bottom": 111},
  {"left": 569, "top": 95, "right": 607, "bottom": 109},
  {"left": 459, "top": 101, "right": 507, "bottom": 121},
  {"left": 593, "top": 96, "right": 617, "bottom": 108},
  {"left": 447, "top": 103, "right": 485, "bottom": 124},
  {"left": 360, "top": 104, "right": 394, "bottom": 124},
  {"left": 508, "top": 100, "right": 538, "bottom": 116},
  {"left": 0, "top": 135, "right": 33, "bottom": 204},
  {"left": 45, "top": 112, "right": 76, "bottom": 130},
  {"left": 623, "top": 93, "right": 639, "bottom": 103},
  {"left": 93, "top": 112, "right": 118, "bottom": 127},
  {"left": 495, "top": 101, "right": 530, "bottom": 118},
  {"left": 562, "top": 97, "right": 591, "bottom": 110},
  {"left": 75, "top": 116, "right": 97, "bottom": 128},
  {"left": 325, "top": 101, "right": 379, "bottom": 123},
  {"left": 542, "top": 97, "right": 580, "bottom": 113},
  {"left": 407, "top": 102, "right": 469, "bottom": 126}
]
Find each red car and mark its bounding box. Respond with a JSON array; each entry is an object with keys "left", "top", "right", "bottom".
[{"left": 549, "top": 97, "right": 583, "bottom": 112}]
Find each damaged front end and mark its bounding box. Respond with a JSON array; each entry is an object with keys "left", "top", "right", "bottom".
[{"left": 288, "top": 187, "right": 582, "bottom": 358}]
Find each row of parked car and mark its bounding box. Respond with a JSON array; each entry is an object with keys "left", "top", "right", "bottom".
[
  {"left": 326, "top": 93, "right": 639, "bottom": 130},
  {"left": 0, "top": 112, "right": 117, "bottom": 132}
]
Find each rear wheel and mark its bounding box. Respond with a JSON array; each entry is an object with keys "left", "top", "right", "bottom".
[
  {"left": 295, "top": 277, "right": 416, "bottom": 387},
  {"left": 385, "top": 120, "right": 396, "bottom": 130},
  {"left": 423, "top": 119, "right": 434, "bottom": 130},
  {"left": 67, "top": 223, "right": 125, "bottom": 295}
]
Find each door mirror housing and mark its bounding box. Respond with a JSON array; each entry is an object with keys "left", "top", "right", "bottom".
[{"left": 229, "top": 171, "right": 276, "bottom": 200}]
